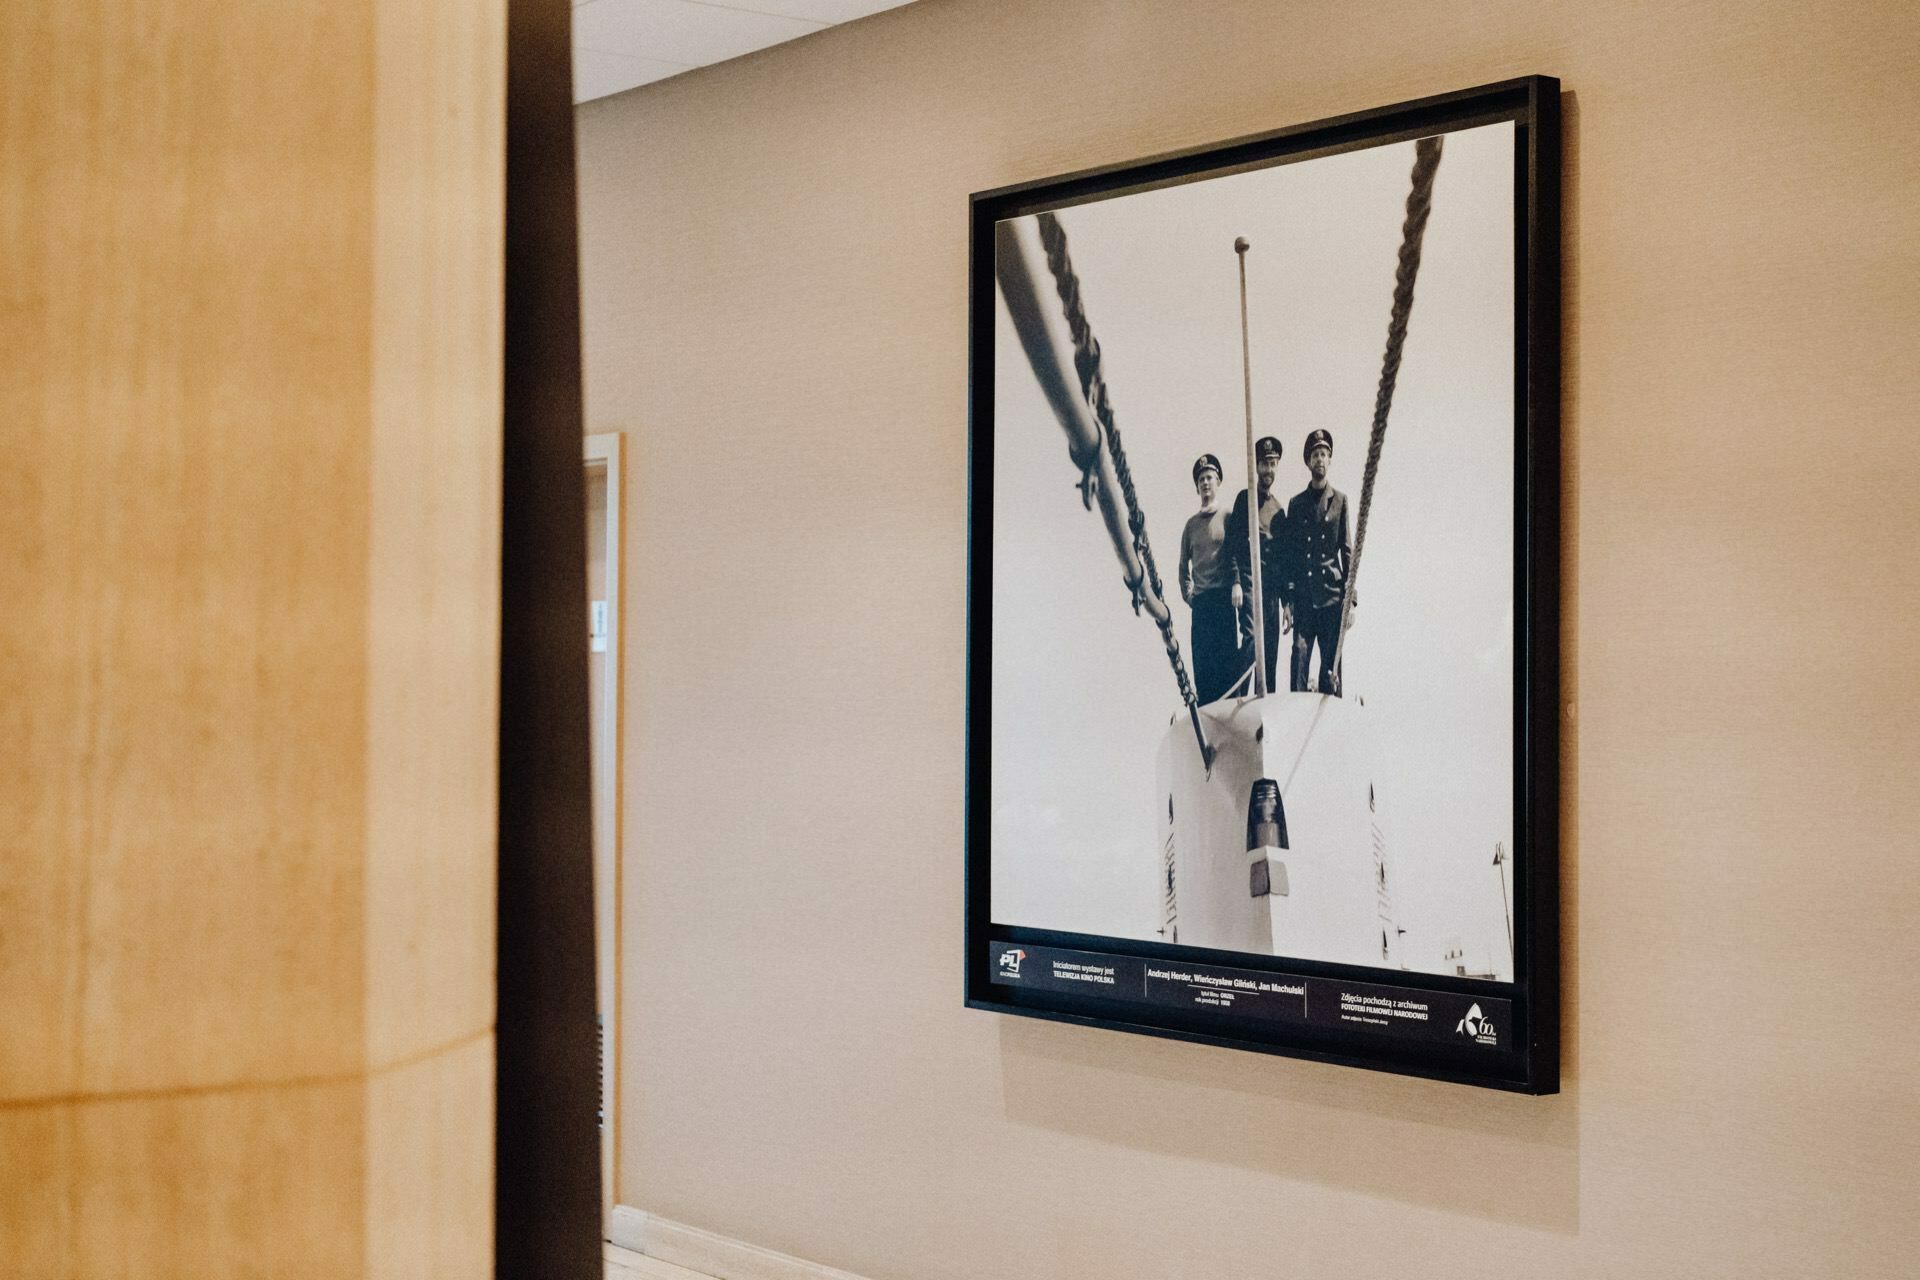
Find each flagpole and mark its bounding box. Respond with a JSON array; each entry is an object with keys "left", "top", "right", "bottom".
[
  {"left": 1234, "top": 236, "right": 1265, "bottom": 697},
  {"left": 1494, "top": 842, "right": 1513, "bottom": 962}
]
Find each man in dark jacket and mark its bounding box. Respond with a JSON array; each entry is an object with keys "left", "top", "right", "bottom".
[
  {"left": 1287, "top": 429, "right": 1353, "bottom": 696},
  {"left": 1225, "top": 436, "right": 1290, "bottom": 696}
]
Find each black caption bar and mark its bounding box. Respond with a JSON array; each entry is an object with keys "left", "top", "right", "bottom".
[{"left": 989, "top": 943, "right": 1511, "bottom": 1050}]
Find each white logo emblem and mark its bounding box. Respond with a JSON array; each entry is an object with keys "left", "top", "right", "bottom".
[
  {"left": 1455, "top": 1003, "right": 1497, "bottom": 1045},
  {"left": 998, "top": 948, "right": 1026, "bottom": 977}
]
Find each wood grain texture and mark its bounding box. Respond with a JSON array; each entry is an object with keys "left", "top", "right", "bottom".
[
  {"left": 363, "top": 0, "right": 508, "bottom": 1073},
  {"left": 365, "top": 1034, "right": 496, "bottom": 1280},
  {"left": 578, "top": 0, "right": 1920, "bottom": 1276},
  {"left": 0, "top": 1106, "right": 76, "bottom": 1276},
  {"left": 0, "top": 1082, "right": 365, "bottom": 1280},
  {"left": 0, "top": 0, "right": 375, "bottom": 1103},
  {"left": 0, "top": 0, "right": 506, "bottom": 1273},
  {"left": 70, "top": 1081, "right": 367, "bottom": 1280}
]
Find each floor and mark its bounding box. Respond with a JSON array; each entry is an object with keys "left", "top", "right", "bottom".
[{"left": 606, "top": 1242, "right": 710, "bottom": 1279}]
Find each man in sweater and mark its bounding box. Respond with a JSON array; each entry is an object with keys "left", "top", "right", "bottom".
[{"left": 1178, "top": 453, "right": 1239, "bottom": 704}]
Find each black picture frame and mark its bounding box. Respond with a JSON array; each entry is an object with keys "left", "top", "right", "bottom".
[{"left": 964, "top": 76, "right": 1560, "bottom": 1093}]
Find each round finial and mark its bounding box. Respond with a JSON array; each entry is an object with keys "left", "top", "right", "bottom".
[{"left": 1234, "top": 236, "right": 1250, "bottom": 254}]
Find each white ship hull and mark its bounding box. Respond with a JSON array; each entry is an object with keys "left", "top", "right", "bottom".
[{"left": 1157, "top": 692, "right": 1398, "bottom": 968}]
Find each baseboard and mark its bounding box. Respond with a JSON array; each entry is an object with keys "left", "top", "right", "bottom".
[
  {"left": 609, "top": 1206, "right": 874, "bottom": 1280},
  {"left": 609, "top": 1206, "right": 652, "bottom": 1255}
]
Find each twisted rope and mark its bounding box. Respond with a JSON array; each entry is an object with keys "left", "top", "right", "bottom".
[
  {"left": 1332, "top": 136, "right": 1443, "bottom": 686},
  {"left": 1034, "top": 211, "right": 1201, "bottom": 718}
]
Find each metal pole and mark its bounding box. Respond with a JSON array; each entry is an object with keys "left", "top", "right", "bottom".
[
  {"left": 1494, "top": 842, "right": 1513, "bottom": 961},
  {"left": 1234, "top": 237, "right": 1266, "bottom": 697}
]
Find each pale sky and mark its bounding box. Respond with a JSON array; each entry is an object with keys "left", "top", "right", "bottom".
[{"left": 989, "top": 120, "right": 1517, "bottom": 980}]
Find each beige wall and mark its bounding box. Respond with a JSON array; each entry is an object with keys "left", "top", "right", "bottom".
[
  {"left": 1, "top": 3, "right": 503, "bottom": 1275},
  {"left": 578, "top": 1, "right": 1920, "bottom": 1276}
]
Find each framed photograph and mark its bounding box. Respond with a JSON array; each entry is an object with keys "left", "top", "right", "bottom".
[{"left": 965, "top": 77, "right": 1559, "bottom": 1092}]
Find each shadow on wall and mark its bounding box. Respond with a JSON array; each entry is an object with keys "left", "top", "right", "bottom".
[
  {"left": 995, "top": 90, "right": 1584, "bottom": 1242},
  {"left": 996, "top": 1016, "right": 1579, "bottom": 1234}
]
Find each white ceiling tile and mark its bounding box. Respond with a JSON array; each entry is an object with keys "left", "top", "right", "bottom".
[
  {"left": 574, "top": 0, "right": 824, "bottom": 68},
  {"left": 573, "top": 47, "right": 693, "bottom": 104},
  {"left": 704, "top": 0, "right": 917, "bottom": 22}
]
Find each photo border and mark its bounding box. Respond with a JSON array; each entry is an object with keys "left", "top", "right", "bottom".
[{"left": 964, "top": 76, "right": 1561, "bottom": 1094}]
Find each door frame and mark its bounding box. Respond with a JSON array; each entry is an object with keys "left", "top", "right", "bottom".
[{"left": 584, "top": 430, "right": 623, "bottom": 1232}]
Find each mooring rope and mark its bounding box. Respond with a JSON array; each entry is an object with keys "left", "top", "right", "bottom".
[
  {"left": 1331, "top": 135, "right": 1444, "bottom": 686},
  {"left": 1034, "top": 211, "right": 1203, "bottom": 721}
]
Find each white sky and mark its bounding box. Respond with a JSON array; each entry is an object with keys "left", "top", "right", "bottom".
[{"left": 989, "top": 120, "right": 1517, "bottom": 979}]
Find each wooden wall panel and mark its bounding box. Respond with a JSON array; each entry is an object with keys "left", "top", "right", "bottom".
[
  {"left": 0, "top": 0, "right": 375, "bottom": 1104},
  {"left": 0, "top": 1107, "right": 74, "bottom": 1274},
  {"left": 0, "top": 0, "right": 508, "bottom": 1274},
  {"left": 365, "top": 1035, "right": 495, "bottom": 1280},
  {"left": 68, "top": 1083, "right": 366, "bottom": 1280},
  {"left": 364, "top": 0, "right": 507, "bottom": 1074}
]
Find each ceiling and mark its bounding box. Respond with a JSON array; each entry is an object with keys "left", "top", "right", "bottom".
[{"left": 573, "top": 0, "right": 920, "bottom": 104}]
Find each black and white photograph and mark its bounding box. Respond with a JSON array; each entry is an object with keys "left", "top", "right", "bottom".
[{"left": 983, "top": 118, "right": 1523, "bottom": 983}]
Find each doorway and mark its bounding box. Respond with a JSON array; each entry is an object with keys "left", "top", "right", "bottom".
[{"left": 584, "top": 432, "right": 623, "bottom": 1232}]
